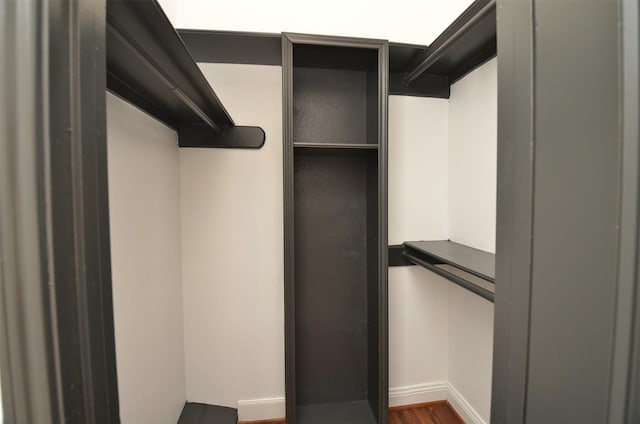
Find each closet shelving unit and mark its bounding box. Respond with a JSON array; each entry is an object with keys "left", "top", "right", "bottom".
[
  {"left": 103, "top": 0, "right": 495, "bottom": 422},
  {"left": 389, "top": 0, "right": 497, "bottom": 304},
  {"left": 106, "top": 0, "right": 264, "bottom": 149},
  {"left": 283, "top": 33, "right": 389, "bottom": 424}
]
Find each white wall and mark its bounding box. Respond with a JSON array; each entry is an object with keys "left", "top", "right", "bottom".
[
  {"left": 447, "top": 58, "right": 497, "bottom": 424},
  {"left": 448, "top": 59, "right": 498, "bottom": 253},
  {"left": 158, "top": 0, "right": 473, "bottom": 45},
  {"left": 107, "top": 93, "right": 186, "bottom": 424},
  {"left": 179, "top": 64, "right": 284, "bottom": 417},
  {"left": 388, "top": 96, "right": 450, "bottom": 400}
]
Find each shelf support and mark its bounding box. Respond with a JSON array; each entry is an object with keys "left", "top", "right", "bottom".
[{"left": 178, "top": 124, "right": 265, "bottom": 148}]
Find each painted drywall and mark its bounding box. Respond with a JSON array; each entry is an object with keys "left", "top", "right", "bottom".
[
  {"left": 180, "top": 64, "right": 284, "bottom": 415},
  {"left": 158, "top": 0, "right": 473, "bottom": 46},
  {"left": 448, "top": 59, "right": 498, "bottom": 253},
  {"left": 447, "top": 58, "right": 497, "bottom": 423},
  {"left": 107, "top": 93, "right": 186, "bottom": 424},
  {"left": 388, "top": 95, "right": 450, "bottom": 399}
]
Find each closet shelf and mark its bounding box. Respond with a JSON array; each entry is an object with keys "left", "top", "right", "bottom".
[
  {"left": 402, "top": 240, "right": 495, "bottom": 302},
  {"left": 402, "top": 0, "right": 496, "bottom": 87},
  {"left": 294, "top": 142, "right": 379, "bottom": 149},
  {"left": 106, "top": 0, "right": 265, "bottom": 148}
]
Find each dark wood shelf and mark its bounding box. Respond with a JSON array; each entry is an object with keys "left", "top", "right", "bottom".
[
  {"left": 106, "top": 0, "right": 264, "bottom": 148},
  {"left": 404, "top": 240, "right": 494, "bottom": 282},
  {"left": 401, "top": 0, "right": 496, "bottom": 88},
  {"left": 402, "top": 240, "right": 495, "bottom": 302},
  {"left": 294, "top": 142, "right": 379, "bottom": 150},
  {"left": 177, "top": 402, "right": 237, "bottom": 424}
]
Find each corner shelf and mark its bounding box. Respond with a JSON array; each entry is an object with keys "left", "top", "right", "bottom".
[
  {"left": 400, "top": 0, "right": 496, "bottom": 89},
  {"left": 401, "top": 240, "right": 495, "bottom": 302},
  {"left": 106, "top": 0, "right": 264, "bottom": 148}
]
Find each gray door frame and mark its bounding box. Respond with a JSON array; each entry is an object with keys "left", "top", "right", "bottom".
[
  {"left": 492, "top": 0, "right": 640, "bottom": 423},
  {"left": 0, "top": 0, "right": 119, "bottom": 422}
]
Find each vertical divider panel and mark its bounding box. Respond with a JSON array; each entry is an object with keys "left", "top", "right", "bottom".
[{"left": 282, "top": 33, "right": 296, "bottom": 424}]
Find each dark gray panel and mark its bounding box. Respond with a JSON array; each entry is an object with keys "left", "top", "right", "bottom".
[
  {"left": 389, "top": 73, "right": 450, "bottom": 98},
  {"left": 178, "top": 124, "right": 265, "bottom": 148},
  {"left": 293, "top": 43, "right": 377, "bottom": 71},
  {"left": 297, "top": 400, "right": 376, "bottom": 424},
  {"left": 388, "top": 245, "right": 415, "bottom": 267},
  {"left": 366, "top": 66, "right": 379, "bottom": 145},
  {"left": 366, "top": 156, "right": 380, "bottom": 420},
  {"left": 177, "top": 403, "right": 237, "bottom": 424},
  {"left": 389, "top": 42, "right": 428, "bottom": 73},
  {"left": 404, "top": 240, "right": 494, "bottom": 281},
  {"left": 178, "top": 29, "right": 282, "bottom": 65},
  {"left": 491, "top": 0, "right": 535, "bottom": 422},
  {"left": 376, "top": 42, "right": 389, "bottom": 424},
  {"left": 526, "top": 1, "right": 621, "bottom": 422},
  {"left": 293, "top": 67, "right": 369, "bottom": 144},
  {"left": 282, "top": 34, "right": 297, "bottom": 423},
  {"left": 294, "top": 153, "right": 371, "bottom": 404}
]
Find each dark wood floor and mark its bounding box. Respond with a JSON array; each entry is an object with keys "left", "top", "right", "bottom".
[
  {"left": 237, "top": 401, "right": 464, "bottom": 424},
  {"left": 389, "top": 401, "right": 464, "bottom": 424}
]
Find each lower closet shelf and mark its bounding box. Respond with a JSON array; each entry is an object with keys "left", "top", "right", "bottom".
[
  {"left": 297, "top": 400, "right": 377, "bottom": 424},
  {"left": 177, "top": 402, "right": 237, "bottom": 424},
  {"left": 402, "top": 240, "right": 495, "bottom": 302}
]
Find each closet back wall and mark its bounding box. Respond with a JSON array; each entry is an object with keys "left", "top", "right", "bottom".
[
  {"left": 107, "top": 93, "right": 186, "bottom": 424},
  {"left": 179, "top": 64, "right": 285, "bottom": 419}
]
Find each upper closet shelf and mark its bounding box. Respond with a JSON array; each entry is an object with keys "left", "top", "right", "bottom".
[
  {"left": 106, "top": 0, "right": 265, "bottom": 148},
  {"left": 400, "top": 0, "right": 496, "bottom": 89},
  {"left": 402, "top": 240, "right": 495, "bottom": 302}
]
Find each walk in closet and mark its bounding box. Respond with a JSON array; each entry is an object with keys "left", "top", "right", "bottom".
[{"left": 3, "top": 0, "right": 635, "bottom": 424}]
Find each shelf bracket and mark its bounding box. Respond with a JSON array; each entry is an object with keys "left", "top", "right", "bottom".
[{"left": 178, "top": 124, "right": 266, "bottom": 148}]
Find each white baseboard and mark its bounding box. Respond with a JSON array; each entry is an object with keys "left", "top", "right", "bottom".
[
  {"left": 446, "top": 383, "right": 487, "bottom": 424},
  {"left": 388, "top": 381, "right": 448, "bottom": 407},
  {"left": 237, "top": 396, "right": 285, "bottom": 421},
  {"left": 236, "top": 383, "right": 486, "bottom": 423}
]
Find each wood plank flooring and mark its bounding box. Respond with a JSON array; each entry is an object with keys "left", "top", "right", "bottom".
[
  {"left": 389, "top": 401, "right": 464, "bottom": 424},
  {"left": 237, "top": 401, "right": 464, "bottom": 424}
]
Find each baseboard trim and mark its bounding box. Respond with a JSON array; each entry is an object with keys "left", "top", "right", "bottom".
[
  {"left": 237, "top": 383, "right": 486, "bottom": 423},
  {"left": 389, "top": 381, "right": 448, "bottom": 407},
  {"left": 237, "top": 396, "right": 285, "bottom": 422},
  {"left": 446, "top": 383, "right": 487, "bottom": 424}
]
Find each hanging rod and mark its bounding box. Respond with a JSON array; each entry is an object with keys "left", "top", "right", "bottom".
[
  {"left": 402, "top": 0, "right": 496, "bottom": 87},
  {"left": 402, "top": 251, "right": 495, "bottom": 302}
]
